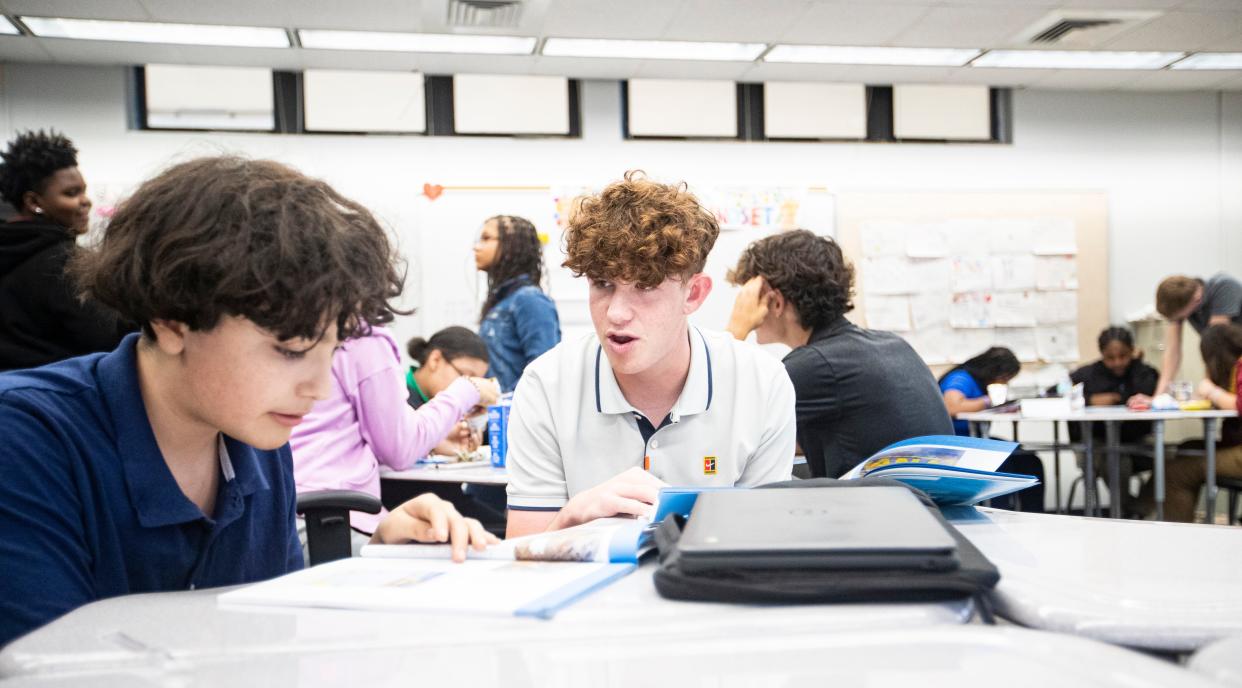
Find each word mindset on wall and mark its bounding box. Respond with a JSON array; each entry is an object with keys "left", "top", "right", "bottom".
[{"left": 859, "top": 218, "right": 1079, "bottom": 366}]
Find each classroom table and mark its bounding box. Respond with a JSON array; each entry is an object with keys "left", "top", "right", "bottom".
[
  {"left": 0, "top": 560, "right": 972, "bottom": 682},
  {"left": 0, "top": 626, "right": 1218, "bottom": 688},
  {"left": 1188, "top": 634, "right": 1242, "bottom": 686},
  {"left": 381, "top": 463, "right": 509, "bottom": 486},
  {"left": 949, "top": 506, "right": 1242, "bottom": 652},
  {"left": 958, "top": 407, "right": 1237, "bottom": 521}
]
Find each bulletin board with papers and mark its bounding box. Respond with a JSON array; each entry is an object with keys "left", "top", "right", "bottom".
[{"left": 835, "top": 192, "right": 1108, "bottom": 371}]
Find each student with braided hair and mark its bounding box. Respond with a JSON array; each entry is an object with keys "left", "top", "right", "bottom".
[
  {"left": 0, "top": 129, "right": 131, "bottom": 370},
  {"left": 474, "top": 215, "right": 560, "bottom": 393}
]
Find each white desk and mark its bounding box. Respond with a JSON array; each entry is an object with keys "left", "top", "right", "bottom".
[
  {"left": 0, "top": 562, "right": 971, "bottom": 681},
  {"left": 381, "top": 464, "right": 508, "bottom": 486},
  {"left": 950, "top": 506, "right": 1242, "bottom": 652},
  {"left": 1189, "top": 634, "right": 1242, "bottom": 686},
  {"left": 0, "top": 624, "right": 1217, "bottom": 688},
  {"left": 959, "top": 407, "right": 1236, "bottom": 521}
]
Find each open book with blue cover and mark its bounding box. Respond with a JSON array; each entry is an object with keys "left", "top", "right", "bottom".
[
  {"left": 217, "top": 488, "right": 707, "bottom": 619},
  {"left": 839, "top": 435, "right": 1036, "bottom": 505}
]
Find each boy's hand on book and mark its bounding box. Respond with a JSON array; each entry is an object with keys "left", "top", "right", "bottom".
[
  {"left": 372, "top": 493, "right": 499, "bottom": 562},
  {"left": 551, "top": 467, "right": 668, "bottom": 531}
]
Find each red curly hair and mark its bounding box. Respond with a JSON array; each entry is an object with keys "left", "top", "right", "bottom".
[{"left": 562, "top": 171, "right": 719, "bottom": 288}]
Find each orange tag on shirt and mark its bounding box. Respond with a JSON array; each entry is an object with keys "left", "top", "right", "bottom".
[{"left": 703, "top": 456, "right": 717, "bottom": 475}]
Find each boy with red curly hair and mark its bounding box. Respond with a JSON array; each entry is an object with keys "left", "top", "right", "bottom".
[{"left": 505, "top": 172, "right": 795, "bottom": 538}]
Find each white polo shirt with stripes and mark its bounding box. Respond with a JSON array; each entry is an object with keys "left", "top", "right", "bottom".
[{"left": 505, "top": 326, "right": 797, "bottom": 513}]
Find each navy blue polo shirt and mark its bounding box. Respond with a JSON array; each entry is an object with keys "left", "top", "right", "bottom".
[{"left": 0, "top": 334, "right": 302, "bottom": 646}]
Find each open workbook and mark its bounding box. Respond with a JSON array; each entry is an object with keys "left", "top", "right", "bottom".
[
  {"left": 839, "top": 435, "right": 1037, "bottom": 506},
  {"left": 217, "top": 488, "right": 707, "bottom": 619}
]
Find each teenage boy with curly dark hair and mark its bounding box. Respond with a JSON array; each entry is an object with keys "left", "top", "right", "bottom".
[
  {"left": 0, "top": 156, "right": 495, "bottom": 646},
  {"left": 504, "top": 172, "right": 795, "bottom": 538},
  {"left": 726, "top": 230, "right": 952, "bottom": 479}
]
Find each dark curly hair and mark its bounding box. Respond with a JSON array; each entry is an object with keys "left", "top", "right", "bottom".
[
  {"left": 70, "top": 156, "right": 406, "bottom": 342},
  {"left": 0, "top": 129, "right": 79, "bottom": 210},
  {"left": 1097, "top": 326, "right": 1135, "bottom": 352},
  {"left": 563, "top": 171, "right": 719, "bottom": 288},
  {"left": 480, "top": 214, "right": 545, "bottom": 321},
  {"left": 727, "top": 229, "right": 854, "bottom": 331}
]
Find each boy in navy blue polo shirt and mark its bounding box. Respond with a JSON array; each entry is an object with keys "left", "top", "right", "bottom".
[{"left": 0, "top": 157, "right": 495, "bottom": 646}]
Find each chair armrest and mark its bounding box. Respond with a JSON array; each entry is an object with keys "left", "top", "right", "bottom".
[{"left": 297, "top": 490, "right": 382, "bottom": 516}]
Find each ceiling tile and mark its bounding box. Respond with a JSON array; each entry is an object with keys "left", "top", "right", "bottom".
[
  {"left": 540, "top": 0, "right": 681, "bottom": 40},
  {"left": 1126, "top": 68, "right": 1238, "bottom": 89},
  {"left": 0, "top": 34, "right": 53, "bottom": 62},
  {"left": 890, "top": 6, "right": 1052, "bottom": 48},
  {"left": 1, "top": 0, "right": 150, "bottom": 21},
  {"left": 658, "top": 0, "right": 813, "bottom": 42},
  {"left": 943, "top": 66, "right": 1045, "bottom": 87},
  {"left": 776, "top": 2, "right": 930, "bottom": 46},
  {"left": 631, "top": 59, "right": 752, "bottom": 80},
  {"left": 135, "top": 0, "right": 429, "bottom": 31},
  {"left": 1102, "top": 10, "right": 1242, "bottom": 51},
  {"left": 1025, "top": 68, "right": 1145, "bottom": 90}
]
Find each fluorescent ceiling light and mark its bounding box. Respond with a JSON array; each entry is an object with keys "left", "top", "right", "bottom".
[
  {"left": 21, "top": 16, "right": 288, "bottom": 48},
  {"left": 542, "top": 37, "right": 766, "bottom": 62},
  {"left": 973, "top": 50, "right": 1183, "bottom": 70},
  {"left": 299, "top": 29, "right": 535, "bottom": 55},
  {"left": 1171, "top": 53, "right": 1242, "bottom": 70},
  {"left": 765, "top": 45, "right": 980, "bottom": 67},
  {"left": 0, "top": 16, "right": 19, "bottom": 35}
]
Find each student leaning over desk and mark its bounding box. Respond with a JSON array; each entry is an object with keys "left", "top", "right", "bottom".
[
  {"left": 1148, "top": 323, "right": 1242, "bottom": 522},
  {"left": 0, "top": 157, "right": 495, "bottom": 647},
  {"left": 504, "top": 172, "right": 797, "bottom": 539}
]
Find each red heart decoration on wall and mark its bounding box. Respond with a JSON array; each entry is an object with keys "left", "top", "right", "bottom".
[{"left": 423, "top": 183, "right": 444, "bottom": 201}]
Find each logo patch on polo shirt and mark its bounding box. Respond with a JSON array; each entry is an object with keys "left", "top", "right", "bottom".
[{"left": 703, "top": 456, "right": 717, "bottom": 475}]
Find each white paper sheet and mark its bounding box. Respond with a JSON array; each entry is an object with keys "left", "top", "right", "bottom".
[
  {"left": 910, "top": 258, "right": 953, "bottom": 293},
  {"left": 1032, "top": 218, "right": 1077, "bottom": 255},
  {"left": 988, "top": 220, "right": 1036, "bottom": 255},
  {"left": 951, "top": 256, "right": 992, "bottom": 292},
  {"left": 902, "top": 327, "right": 952, "bottom": 365},
  {"left": 861, "top": 221, "right": 910, "bottom": 257},
  {"left": 1036, "top": 325, "right": 1080, "bottom": 362},
  {"left": 991, "top": 255, "right": 1037, "bottom": 290},
  {"left": 1035, "top": 256, "right": 1078, "bottom": 290},
  {"left": 862, "top": 256, "right": 915, "bottom": 295},
  {"left": 950, "top": 329, "right": 996, "bottom": 363},
  {"left": 991, "top": 290, "right": 1037, "bottom": 327},
  {"left": 950, "top": 292, "right": 993, "bottom": 329},
  {"left": 944, "top": 219, "right": 992, "bottom": 256},
  {"left": 993, "top": 327, "right": 1039, "bottom": 362},
  {"left": 866, "top": 295, "right": 912, "bottom": 331},
  {"left": 910, "top": 292, "right": 951, "bottom": 330},
  {"left": 1035, "top": 291, "right": 1077, "bottom": 324},
  {"left": 905, "top": 223, "right": 950, "bottom": 258}
]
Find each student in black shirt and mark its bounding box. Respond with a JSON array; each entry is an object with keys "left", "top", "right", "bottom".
[
  {"left": 1067, "top": 326, "right": 1159, "bottom": 516},
  {"left": 726, "top": 230, "right": 953, "bottom": 479}
]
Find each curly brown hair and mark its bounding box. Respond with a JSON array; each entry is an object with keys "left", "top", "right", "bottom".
[
  {"left": 562, "top": 171, "right": 719, "bottom": 288},
  {"left": 727, "top": 229, "right": 855, "bottom": 331},
  {"left": 70, "top": 156, "right": 405, "bottom": 342}
]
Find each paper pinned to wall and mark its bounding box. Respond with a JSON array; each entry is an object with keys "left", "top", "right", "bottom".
[
  {"left": 991, "top": 291, "right": 1037, "bottom": 327},
  {"left": 798, "top": 190, "right": 836, "bottom": 238},
  {"left": 905, "top": 223, "right": 950, "bottom": 258},
  {"left": 1035, "top": 256, "right": 1078, "bottom": 290},
  {"left": 902, "top": 327, "right": 952, "bottom": 365},
  {"left": 865, "top": 295, "right": 912, "bottom": 331},
  {"left": 862, "top": 256, "right": 915, "bottom": 295},
  {"left": 951, "top": 329, "right": 996, "bottom": 363},
  {"left": 944, "top": 219, "right": 992, "bottom": 256},
  {"left": 910, "top": 292, "right": 951, "bottom": 330},
  {"left": 950, "top": 292, "right": 993, "bottom": 329},
  {"left": 993, "top": 327, "right": 1039, "bottom": 363},
  {"left": 1035, "top": 291, "right": 1077, "bottom": 324},
  {"left": 990, "top": 255, "right": 1036, "bottom": 290},
  {"left": 1032, "top": 218, "right": 1077, "bottom": 255},
  {"left": 951, "top": 257, "right": 992, "bottom": 292},
  {"left": 988, "top": 220, "right": 1035, "bottom": 255},
  {"left": 1036, "top": 325, "right": 1080, "bottom": 362},
  {"left": 910, "top": 258, "right": 952, "bottom": 293},
  {"left": 861, "top": 222, "right": 910, "bottom": 257}
]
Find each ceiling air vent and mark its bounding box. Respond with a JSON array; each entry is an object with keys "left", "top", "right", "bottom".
[
  {"left": 447, "top": 0, "right": 524, "bottom": 29},
  {"left": 1013, "top": 10, "right": 1160, "bottom": 47}
]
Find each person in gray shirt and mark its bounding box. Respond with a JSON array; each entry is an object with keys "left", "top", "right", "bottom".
[
  {"left": 726, "top": 230, "right": 952, "bottom": 479},
  {"left": 1134, "top": 273, "right": 1242, "bottom": 402}
]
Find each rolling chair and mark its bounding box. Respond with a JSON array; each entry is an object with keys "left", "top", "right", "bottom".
[{"left": 296, "top": 490, "right": 382, "bottom": 566}]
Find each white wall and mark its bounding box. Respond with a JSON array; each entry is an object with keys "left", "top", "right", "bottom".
[{"left": 2, "top": 62, "right": 1239, "bottom": 366}]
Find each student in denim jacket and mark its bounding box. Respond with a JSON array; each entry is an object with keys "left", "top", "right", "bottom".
[{"left": 474, "top": 215, "right": 560, "bottom": 393}]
